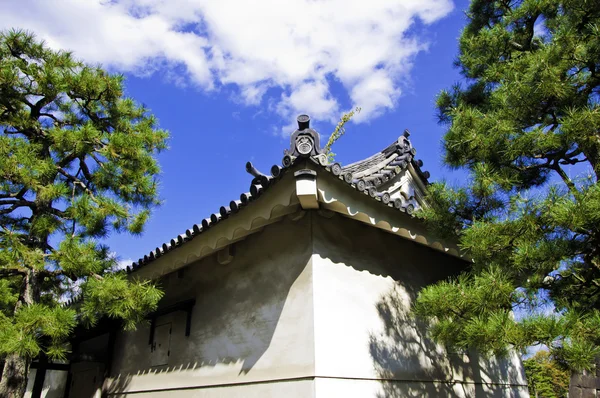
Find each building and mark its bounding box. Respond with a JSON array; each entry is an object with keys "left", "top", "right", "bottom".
[
  {"left": 27, "top": 115, "right": 528, "bottom": 397},
  {"left": 569, "top": 366, "right": 600, "bottom": 398}
]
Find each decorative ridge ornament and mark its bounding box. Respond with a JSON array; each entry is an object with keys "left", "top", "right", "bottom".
[
  {"left": 128, "top": 114, "right": 431, "bottom": 274},
  {"left": 297, "top": 136, "right": 313, "bottom": 155},
  {"left": 284, "top": 115, "right": 325, "bottom": 163},
  {"left": 297, "top": 114, "right": 310, "bottom": 130}
]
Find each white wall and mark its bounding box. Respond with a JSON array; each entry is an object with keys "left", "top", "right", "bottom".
[
  {"left": 104, "top": 210, "right": 529, "bottom": 397},
  {"left": 109, "top": 378, "right": 315, "bottom": 398},
  {"left": 106, "top": 214, "right": 316, "bottom": 397},
  {"left": 23, "top": 368, "right": 68, "bottom": 398},
  {"left": 314, "top": 377, "right": 525, "bottom": 398},
  {"left": 311, "top": 212, "right": 529, "bottom": 397}
]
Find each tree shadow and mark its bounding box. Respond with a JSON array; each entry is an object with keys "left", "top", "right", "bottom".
[
  {"left": 370, "top": 284, "right": 528, "bottom": 397},
  {"left": 70, "top": 214, "right": 314, "bottom": 397},
  {"left": 67, "top": 210, "right": 529, "bottom": 397},
  {"left": 310, "top": 212, "right": 527, "bottom": 397}
]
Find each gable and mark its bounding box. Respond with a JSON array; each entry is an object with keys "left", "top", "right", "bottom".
[
  {"left": 128, "top": 115, "right": 462, "bottom": 279},
  {"left": 338, "top": 132, "right": 428, "bottom": 215}
]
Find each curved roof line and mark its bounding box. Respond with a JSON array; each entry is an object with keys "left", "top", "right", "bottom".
[{"left": 127, "top": 119, "right": 432, "bottom": 274}]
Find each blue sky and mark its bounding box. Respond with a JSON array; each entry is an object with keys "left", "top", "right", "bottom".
[{"left": 1, "top": 0, "right": 472, "bottom": 266}]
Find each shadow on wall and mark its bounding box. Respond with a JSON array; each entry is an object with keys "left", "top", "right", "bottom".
[
  {"left": 100, "top": 214, "right": 314, "bottom": 396},
  {"left": 370, "top": 284, "right": 525, "bottom": 397},
  {"left": 310, "top": 212, "right": 526, "bottom": 397}
]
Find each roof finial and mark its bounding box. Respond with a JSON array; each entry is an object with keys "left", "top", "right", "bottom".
[
  {"left": 297, "top": 114, "right": 310, "bottom": 130},
  {"left": 403, "top": 129, "right": 410, "bottom": 138}
]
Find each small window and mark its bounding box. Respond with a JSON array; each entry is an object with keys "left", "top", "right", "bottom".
[{"left": 150, "top": 322, "right": 171, "bottom": 367}]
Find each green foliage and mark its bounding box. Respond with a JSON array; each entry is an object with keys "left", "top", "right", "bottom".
[
  {"left": 324, "top": 107, "right": 361, "bottom": 161},
  {"left": 524, "top": 351, "right": 570, "bottom": 398},
  {"left": 0, "top": 29, "right": 167, "bottom": 364},
  {"left": 0, "top": 304, "right": 77, "bottom": 360},
  {"left": 81, "top": 273, "right": 164, "bottom": 331},
  {"left": 414, "top": 0, "right": 600, "bottom": 370},
  {"left": 414, "top": 267, "right": 520, "bottom": 355}
]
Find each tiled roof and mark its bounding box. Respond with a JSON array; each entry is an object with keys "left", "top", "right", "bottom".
[
  {"left": 338, "top": 130, "right": 430, "bottom": 200},
  {"left": 341, "top": 132, "right": 430, "bottom": 183},
  {"left": 127, "top": 115, "right": 430, "bottom": 273}
]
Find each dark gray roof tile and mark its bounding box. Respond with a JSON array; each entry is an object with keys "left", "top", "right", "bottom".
[{"left": 127, "top": 116, "right": 430, "bottom": 273}]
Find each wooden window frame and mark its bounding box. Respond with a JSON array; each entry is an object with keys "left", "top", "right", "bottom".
[{"left": 147, "top": 299, "right": 195, "bottom": 346}]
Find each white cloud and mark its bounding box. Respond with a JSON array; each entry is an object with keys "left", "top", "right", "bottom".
[
  {"left": 533, "top": 17, "right": 548, "bottom": 39},
  {"left": 0, "top": 0, "right": 453, "bottom": 131},
  {"left": 115, "top": 258, "right": 134, "bottom": 271},
  {"left": 277, "top": 80, "right": 339, "bottom": 123},
  {"left": 105, "top": 251, "right": 134, "bottom": 272},
  {"left": 350, "top": 69, "right": 402, "bottom": 122}
]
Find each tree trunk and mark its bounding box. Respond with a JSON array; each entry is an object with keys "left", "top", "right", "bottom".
[
  {"left": 0, "top": 271, "right": 39, "bottom": 398},
  {"left": 0, "top": 353, "right": 30, "bottom": 398}
]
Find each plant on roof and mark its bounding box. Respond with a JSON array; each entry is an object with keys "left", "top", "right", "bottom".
[
  {"left": 414, "top": 0, "right": 600, "bottom": 372},
  {"left": 324, "top": 107, "right": 361, "bottom": 162},
  {"left": 0, "top": 29, "right": 167, "bottom": 397}
]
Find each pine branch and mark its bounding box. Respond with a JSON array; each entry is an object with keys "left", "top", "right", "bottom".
[
  {"left": 0, "top": 268, "right": 27, "bottom": 277},
  {"left": 78, "top": 158, "right": 94, "bottom": 183},
  {"left": 29, "top": 96, "right": 55, "bottom": 119},
  {"left": 56, "top": 152, "right": 78, "bottom": 168},
  {"left": 56, "top": 166, "right": 96, "bottom": 199},
  {"left": 90, "top": 153, "right": 105, "bottom": 168},
  {"left": 551, "top": 163, "right": 578, "bottom": 194},
  {"left": 0, "top": 199, "right": 36, "bottom": 215},
  {"left": 0, "top": 187, "right": 28, "bottom": 199},
  {"left": 38, "top": 112, "right": 62, "bottom": 125},
  {"left": 2, "top": 127, "right": 35, "bottom": 137}
]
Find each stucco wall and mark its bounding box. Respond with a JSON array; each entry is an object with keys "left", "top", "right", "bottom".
[
  {"left": 311, "top": 212, "right": 529, "bottom": 397},
  {"left": 104, "top": 209, "right": 528, "bottom": 397},
  {"left": 23, "top": 369, "right": 68, "bottom": 398},
  {"left": 106, "top": 214, "right": 315, "bottom": 397},
  {"left": 314, "top": 377, "right": 524, "bottom": 397},
  {"left": 109, "top": 378, "right": 315, "bottom": 398}
]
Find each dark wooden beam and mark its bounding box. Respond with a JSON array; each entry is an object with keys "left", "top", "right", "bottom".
[
  {"left": 31, "top": 354, "right": 48, "bottom": 398},
  {"left": 30, "top": 361, "right": 69, "bottom": 371}
]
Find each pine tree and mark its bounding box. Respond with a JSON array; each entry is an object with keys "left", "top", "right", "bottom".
[
  {"left": 0, "top": 30, "right": 167, "bottom": 397},
  {"left": 524, "top": 351, "right": 570, "bottom": 398},
  {"left": 413, "top": 0, "right": 600, "bottom": 371}
]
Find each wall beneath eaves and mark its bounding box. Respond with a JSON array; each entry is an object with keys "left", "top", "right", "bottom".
[
  {"left": 104, "top": 213, "right": 316, "bottom": 397},
  {"left": 310, "top": 212, "right": 530, "bottom": 397},
  {"left": 102, "top": 207, "right": 529, "bottom": 398}
]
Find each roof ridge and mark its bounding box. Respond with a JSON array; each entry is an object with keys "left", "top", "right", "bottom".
[{"left": 127, "top": 116, "right": 431, "bottom": 274}]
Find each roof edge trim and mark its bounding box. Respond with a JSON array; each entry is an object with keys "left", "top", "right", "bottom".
[{"left": 131, "top": 175, "right": 300, "bottom": 280}]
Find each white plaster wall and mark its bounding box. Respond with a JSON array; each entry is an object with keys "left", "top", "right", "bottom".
[
  {"left": 106, "top": 214, "right": 315, "bottom": 397},
  {"left": 109, "top": 378, "right": 315, "bottom": 397},
  {"left": 311, "top": 213, "right": 529, "bottom": 397},
  {"left": 314, "top": 377, "right": 527, "bottom": 398},
  {"left": 24, "top": 369, "right": 68, "bottom": 398},
  {"left": 23, "top": 368, "right": 36, "bottom": 398},
  {"left": 105, "top": 206, "right": 528, "bottom": 397},
  {"left": 41, "top": 370, "right": 68, "bottom": 398}
]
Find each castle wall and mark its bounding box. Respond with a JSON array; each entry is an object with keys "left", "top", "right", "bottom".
[
  {"left": 104, "top": 214, "right": 315, "bottom": 397},
  {"left": 311, "top": 213, "right": 529, "bottom": 397},
  {"left": 100, "top": 209, "right": 529, "bottom": 397},
  {"left": 23, "top": 369, "right": 68, "bottom": 398}
]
